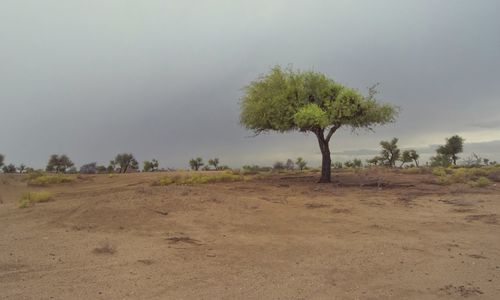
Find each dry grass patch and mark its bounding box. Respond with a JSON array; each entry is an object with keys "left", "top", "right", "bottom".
[
  {"left": 26, "top": 173, "right": 74, "bottom": 186},
  {"left": 19, "top": 191, "right": 54, "bottom": 208},
  {"left": 152, "top": 172, "right": 244, "bottom": 186}
]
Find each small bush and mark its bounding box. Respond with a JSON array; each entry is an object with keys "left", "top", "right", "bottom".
[
  {"left": 432, "top": 167, "right": 448, "bottom": 177},
  {"left": 28, "top": 174, "right": 74, "bottom": 186},
  {"left": 19, "top": 191, "right": 53, "bottom": 208},
  {"left": 435, "top": 175, "right": 452, "bottom": 186},
  {"left": 470, "top": 177, "right": 491, "bottom": 188},
  {"left": 152, "top": 172, "right": 244, "bottom": 186}
]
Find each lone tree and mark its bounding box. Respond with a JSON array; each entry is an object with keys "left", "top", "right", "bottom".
[
  {"left": 437, "top": 135, "right": 464, "bottom": 165},
  {"left": 240, "top": 66, "right": 397, "bottom": 182},
  {"left": 114, "top": 153, "right": 138, "bottom": 173},
  {"left": 0, "top": 154, "right": 4, "bottom": 168},
  {"left": 46, "top": 154, "right": 74, "bottom": 173},
  {"left": 295, "top": 157, "right": 307, "bottom": 170},
  {"left": 143, "top": 159, "right": 159, "bottom": 172},
  {"left": 17, "top": 164, "right": 26, "bottom": 174},
  {"left": 408, "top": 149, "right": 420, "bottom": 167},
  {"left": 379, "top": 138, "right": 401, "bottom": 168},
  {"left": 208, "top": 158, "right": 219, "bottom": 170},
  {"left": 189, "top": 157, "right": 204, "bottom": 171}
]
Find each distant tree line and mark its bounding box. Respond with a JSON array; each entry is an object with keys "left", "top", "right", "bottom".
[{"left": 1, "top": 134, "right": 497, "bottom": 174}]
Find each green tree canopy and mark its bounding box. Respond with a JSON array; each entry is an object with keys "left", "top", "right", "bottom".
[
  {"left": 46, "top": 154, "right": 74, "bottom": 173},
  {"left": 240, "top": 66, "right": 397, "bottom": 182},
  {"left": 114, "top": 153, "right": 138, "bottom": 173},
  {"left": 437, "top": 135, "right": 464, "bottom": 165},
  {"left": 189, "top": 157, "right": 204, "bottom": 171},
  {"left": 208, "top": 158, "right": 219, "bottom": 170}
]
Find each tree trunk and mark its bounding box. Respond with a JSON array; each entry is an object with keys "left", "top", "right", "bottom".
[{"left": 315, "top": 131, "right": 331, "bottom": 183}]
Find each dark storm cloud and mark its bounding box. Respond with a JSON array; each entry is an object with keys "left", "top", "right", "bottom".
[{"left": 1, "top": 0, "right": 499, "bottom": 169}]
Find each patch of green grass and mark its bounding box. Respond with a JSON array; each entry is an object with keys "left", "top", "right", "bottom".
[
  {"left": 152, "top": 172, "right": 244, "bottom": 186},
  {"left": 19, "top": 191, "right": 54, "bottom": 208},
  {"left": 27, "top": 174, "right": 74, "bottom": 186}
]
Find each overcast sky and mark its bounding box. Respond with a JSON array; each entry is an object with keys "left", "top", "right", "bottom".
[{"left": 1, "top": 0, "right": 499, "bottom": 169}]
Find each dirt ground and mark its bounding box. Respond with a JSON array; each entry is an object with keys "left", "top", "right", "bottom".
[{"left": 1, "top": 170, "right": 499, "bottom": 299}]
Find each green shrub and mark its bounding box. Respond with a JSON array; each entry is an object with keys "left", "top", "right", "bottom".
[
  {"left": 152, "top": 172, "right": 244, "bottom": 186},
  {"left": 19, "top": 191, "right": 53, "bottom": 208},
  {"left": 470, "top": 176, "right": 491, "bottom": 188},
  {"left": 28, "top": 174, "right": 74, "bottom": 186}
]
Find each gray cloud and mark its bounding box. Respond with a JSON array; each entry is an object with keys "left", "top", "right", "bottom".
[{"left": 1, "top": 0, "right": 500, "bottom": 169}]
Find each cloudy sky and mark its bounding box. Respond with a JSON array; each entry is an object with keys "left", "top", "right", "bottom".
[{"left": 1, "top": 0, "right": 499, "bottom": 169}]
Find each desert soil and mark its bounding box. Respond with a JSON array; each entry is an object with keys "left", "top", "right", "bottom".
[{"left": 1, "top": 170, "right": 499, "bottom": 299}]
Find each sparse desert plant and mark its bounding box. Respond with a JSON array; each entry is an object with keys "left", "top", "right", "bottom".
[
  {"left": 28, "top": 174, "right": 74, "bottom": 186},
  {"left": 285, "top": 159, "right": 295, "bottom": 170},
  {"left": 430, "top": 153, "right": 452, "bottom": 167},
  {"left": 344, "top": 158, "right": 362, "bottom": 168},
  {"left": 241, "top": 165, "right": 271, "bottom": 175},
  {"left": 152, "top": 172, "right": 244, "bottom": 186},
  {"left": 470, "top": 176, "right": 491, "bottom": 188},
  {"left": 19, "top": 191, "right": 53, "bottom": 208},
  {"left": 239, "top": 66, "right": 397, "bottom": 183},
  {"left": 295, "top": 157, "right": 307, "bottom": 171},
  {"left": 189, "top": 157, "right": 204, "bottom": 171}
]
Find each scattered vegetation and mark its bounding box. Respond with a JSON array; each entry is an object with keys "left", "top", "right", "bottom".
[
  {"left": 27, "top": 173, "right": 75, "bottom": 186},
  {"left": 19, "top": 191, "right": 54, "bottom": 208},
  {"left": 431, "top": 165, "right": 500, "bottom": 186},
  {"left": 152, "top": 172, "right": 244, "bottom": 186},
  {"left": 46, "top": 154, "right": 74, "bottom": 173},
  {"left": 344, "top": 158, "right": 362, "bottom": 168}
]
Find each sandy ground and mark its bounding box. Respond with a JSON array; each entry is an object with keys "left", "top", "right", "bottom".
[{"left": 1, "top": 170, "right": 499, "bottom": 299}]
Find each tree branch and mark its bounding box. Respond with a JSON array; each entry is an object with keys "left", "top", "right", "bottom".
[{"left": 325, "top": 124, "right": 341, "bottom": 142}]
